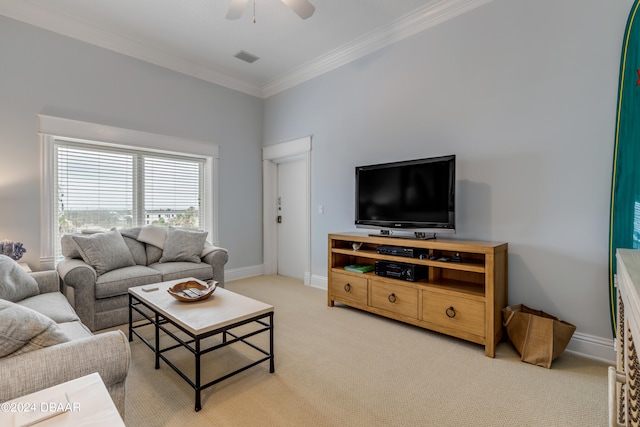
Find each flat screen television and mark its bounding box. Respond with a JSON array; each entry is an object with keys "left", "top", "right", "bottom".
[{"left": 355, "top": 155, "right": 456, "bottom": 238}]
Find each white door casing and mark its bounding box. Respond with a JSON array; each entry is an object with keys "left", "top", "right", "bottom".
[{"left": 262, "top": 136, "right": 311, "bottom": 284}]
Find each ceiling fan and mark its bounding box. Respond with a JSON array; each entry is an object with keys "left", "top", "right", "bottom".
[{"left": 226, "top": 0, "right": 316, "bottom": 21}]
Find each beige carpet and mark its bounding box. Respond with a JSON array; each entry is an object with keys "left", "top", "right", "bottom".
[{"left": 109, "top": 275, "right": 608, "bottom": 427}]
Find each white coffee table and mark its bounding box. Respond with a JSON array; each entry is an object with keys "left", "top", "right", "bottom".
[
  {"left": 0, "top": 372, "right": 125, "bottom": 427},
  {"left": 128, "top": 278, "right": 274, "bottom": 411}
]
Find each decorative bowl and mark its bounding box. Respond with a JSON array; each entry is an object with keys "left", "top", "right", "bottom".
[{"left": 167, "top": 280, "right": 217, "bottom": 302}]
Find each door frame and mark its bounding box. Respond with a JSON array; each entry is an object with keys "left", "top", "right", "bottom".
[{"left": 262, "top": 136, "right": 311, "bottom": 284}]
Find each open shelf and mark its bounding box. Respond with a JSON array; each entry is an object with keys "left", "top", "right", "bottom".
[{"left": 332, "top": 248, "right": 486, "bottom": 273}]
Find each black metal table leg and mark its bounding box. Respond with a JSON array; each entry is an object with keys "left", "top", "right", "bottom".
[
  {"left": 195, "top": 338, "right": 201, "bottom": 411},
  {"left": 155, "top": 311, "right": 160, "bottom": 370},
  {"left": 270, "top": 312, "right": 275, "bottom": 373},
  {"left": 128, "top": 294, "right": 133, "bottom": 342}
]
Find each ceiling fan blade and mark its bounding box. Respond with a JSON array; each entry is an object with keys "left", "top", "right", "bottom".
[
  {"left": 226, "top": 0, "right": 249, "bottom": 20},
  {"left": 281, "top": 0, "right": 315, "bottom": 20}
]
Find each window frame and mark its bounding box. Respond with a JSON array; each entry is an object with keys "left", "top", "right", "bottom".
[{"left": 39, "top": 115, "right": 219, "bottom": 269}]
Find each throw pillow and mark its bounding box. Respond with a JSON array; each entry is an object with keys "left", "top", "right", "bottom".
[
  {"left": 0, "top": 255, "right": 39, "bottom": 302},
  {"left": 60, "top": 234, "right": 82, "bottom": 259},
  {"left": 71, "top": 230, "right": 136, "bottom": 276},
  {"left": 0, "top": 299, "right": 70, "bottom": 358},
  {"left": 146, "top": 245, "right": 163, "bottom": 265},
  {"left": 137, "top": 225, "right": 168, "bottom": 249},
  {"left": 159, "top": 227, "right": 208, "bottom": 264}
]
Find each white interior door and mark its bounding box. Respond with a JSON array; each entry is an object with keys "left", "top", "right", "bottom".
[{"left": 276, "top": 159, "right": 306, "bottom": 280}]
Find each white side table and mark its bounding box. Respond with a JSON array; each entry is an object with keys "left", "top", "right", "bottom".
[{"left": 0, "top": 372, "right": 125, "bottom": 426}]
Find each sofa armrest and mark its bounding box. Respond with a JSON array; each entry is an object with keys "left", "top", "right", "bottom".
[
  {"left": 56, "top": 258, "right": 97, "bottom": 287},
  {"left": 30, "top": 270, "right": 60, "bottom": 294},
  {"left": 56, "top": 258, "right": 98, "bottom": 329},
  {"left": 202, "top": 247, "right": 228, "bottom": 287},
  {"left": 0, "top": 330, "right": 130, "bottom": 416}
]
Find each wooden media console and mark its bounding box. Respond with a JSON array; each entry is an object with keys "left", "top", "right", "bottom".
[{"left": 327, "top": 232, "right": 508, "bottom": 357}]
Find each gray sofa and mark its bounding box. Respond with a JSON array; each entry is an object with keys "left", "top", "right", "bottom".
[
  {"left": 57, "top": 225, "right": 228, "bottom": 331},
  {"left": 0, "top": 260, "right": 130, "bottom": 417}
]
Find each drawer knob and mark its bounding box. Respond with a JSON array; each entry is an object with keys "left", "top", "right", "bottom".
[
  {"left": 388, "top": 293, "right": 397, "bottom": 303},
  {"left": 344, "top": 283, "right": 351, "bottom": 292},
  {"left": 446, "top": 306, "right": 456, "bottom": 318}
]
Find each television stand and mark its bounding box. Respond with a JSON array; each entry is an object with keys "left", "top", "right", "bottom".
[
  {"left": 328, "top": 232, "right": 508, "bottom": 357},
  {"left": 369, "top": 230, "right": 437, "bottom": 240}
]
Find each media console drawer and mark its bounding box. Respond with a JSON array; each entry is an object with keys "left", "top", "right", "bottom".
[
  {"left": 370, "top": 280, "right": 419, "bottom": 319},
  {"left": 331, "top": 272, "right": 368, "bottom": 305},
  {"left": 422, "top": 292, "right": 485, "bottom": 337}
]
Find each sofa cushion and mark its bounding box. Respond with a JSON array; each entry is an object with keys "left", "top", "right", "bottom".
[
  {"left": 160, "top": 227, "right": 208, "bottom": 264},
  {"left": 18, "top": 292, "right": 81, "bottom": 324},
  {"left": 56, "top": 320, "right": 93, "bottom": 340},
  {"left": 0, "top": 300, "right": 70, "bottom": 357},
  {"left": 149, "top": 262, "right": 213, "bottom": 282},
  {"left": 0, "top": 255, "right": 39, "bottom": 302},
  {"left": 61, "top": 229, "right": 105, "bottom": 259},
  {"left": 119, "top": 227, "right": 141, "bottom": 240},
  {"left": 72, "top": 230, "right": 136, "bottom": 276},
  {"left": 146, "top": 245, "right": 163, "bottom": 265},
  {"left": 95, "top": 265, "right": 162, "bottom": 299},
  {"left": 61, "top": 234, "right": 82, "bottom": 258},
  {"left": 119, "top": 227, "right": 147, "bottom": 265},
  {"left": 123, "top": 236, "right": 147, "bottom": 266},
  {"left": 137, "top": 224, "right": 167, "bottom": 249}
]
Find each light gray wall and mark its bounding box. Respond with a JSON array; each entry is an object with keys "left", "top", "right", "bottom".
[
  {"left": 0, "top": 16, "right": 263, "bottom": 270},
  {"left": 263, "top": 0, "right": 633, "bottom": 341},
  {"left": 0, "top": 0, "right": 632, "bottom": 344}
]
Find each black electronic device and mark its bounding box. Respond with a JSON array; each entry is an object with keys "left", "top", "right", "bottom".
[
  {"left": 374, "top": 260, "right": 427, "bottom": 282},
  {"left": 376, "top": 245, "right": 428, "bottom": 258},
  {"left": 355, "top": 155, "right": 456, "bottom": 238}
]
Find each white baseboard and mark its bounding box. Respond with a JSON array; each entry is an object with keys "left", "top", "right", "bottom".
[
  {"left": 309, "top": 274, "right": 328, "bottom": 290},
  {"left": 227, "top": 267, "right": 328, "bottom": 289},
  {"left": 565, "top": 331, "right": 615, "bottom": 364},
  {"left": 224, "top": 264, "right": 265, "bottom": 282}
]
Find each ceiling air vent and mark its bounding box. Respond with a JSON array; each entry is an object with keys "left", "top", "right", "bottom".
[{"left": 234, "top": 50, "right": 260, "bottom": 64}]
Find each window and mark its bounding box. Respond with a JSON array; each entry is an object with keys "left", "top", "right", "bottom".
[
  {"left": 56, "top": 140, "right": 205, "bottom": 236},
  {"left": 39, "top": 115, "right": 218, "bottom": 268}
]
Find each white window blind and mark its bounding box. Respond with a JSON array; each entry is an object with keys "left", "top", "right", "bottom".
[{"left": 55, "top": 140, "right": 206, "bottom": 256}]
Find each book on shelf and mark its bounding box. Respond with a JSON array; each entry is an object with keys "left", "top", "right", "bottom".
[{"left": 343, "top": 264, "right": 374, "bottom": 274}]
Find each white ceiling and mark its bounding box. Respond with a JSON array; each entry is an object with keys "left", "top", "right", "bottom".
[{"left": 0, "top": 0, "right": 494, "bottom": 98}]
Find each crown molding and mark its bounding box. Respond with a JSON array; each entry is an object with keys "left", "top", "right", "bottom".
[
  {"left": 262, "top": 0, "right": 495, "bottom": 97},
  {"left": 0, "top": 0, "right": 494, "bottom": 99}
]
